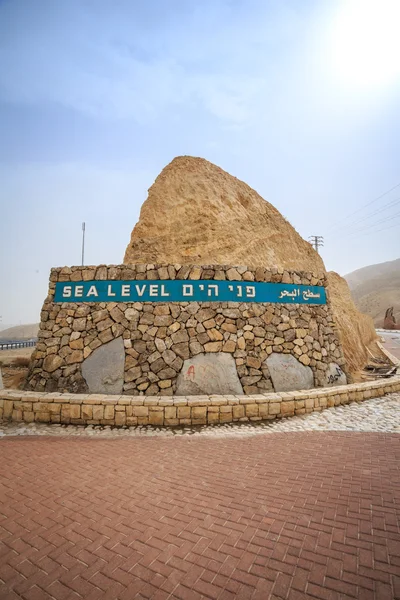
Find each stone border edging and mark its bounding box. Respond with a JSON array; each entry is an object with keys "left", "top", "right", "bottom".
[{"left": 1, "top": 377, "right": 399, "bottom": 427}]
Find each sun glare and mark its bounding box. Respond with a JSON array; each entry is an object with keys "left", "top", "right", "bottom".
[{"left": 330, "top": 0, "right": 400, "bottom": 89}]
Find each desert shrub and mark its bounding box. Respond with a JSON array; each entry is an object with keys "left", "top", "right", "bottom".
[{"left": 12, "top": 356, "right": 31, "bottom": 368}]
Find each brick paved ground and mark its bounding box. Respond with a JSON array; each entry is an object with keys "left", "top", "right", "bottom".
[{"left": 0, "top": 432, "right": 399, "bottom": 600}]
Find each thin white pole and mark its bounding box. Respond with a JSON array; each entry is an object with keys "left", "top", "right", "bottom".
[{"left": 81, "top": 222, "right": 86, "bottom": 266}]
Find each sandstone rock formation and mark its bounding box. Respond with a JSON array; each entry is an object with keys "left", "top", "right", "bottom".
[
  {"left": 123, "top": 156, "right": 379, "bottom": 377},
  {"left": 383, "top": 307, "right": 400, "bottom": 330},
  {"left": 124, "top": 156, "right": 324, "bottom": 272},
  {"left": 326, "top": 272, "right": 377, "bottom": 373}
]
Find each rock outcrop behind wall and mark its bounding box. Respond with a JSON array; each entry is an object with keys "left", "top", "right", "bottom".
[
  {"left": 123, "top": 155, "right": 376, "bottom": 376},
  {"left": 124, "top": 156, "right": 324, "bottom": 272},
  {"left": 327, "top": 272, "right": 377, "bottom": 373}
]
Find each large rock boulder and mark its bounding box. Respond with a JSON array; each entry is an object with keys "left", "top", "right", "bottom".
[
  {"left": 266, "top": 353, "right": 314, "bottom": 392},
  {"left": 124, "top": 155, "right": 377, "bottom": 377},
  {"left": 124, "top": 156, "right": 324, "bottom": 272},
  {"left": 176, "top": 353, "right": 243, "bottom": 396},
  {"left": 82, "top": 337, "right": 125, "bottom": 394}
]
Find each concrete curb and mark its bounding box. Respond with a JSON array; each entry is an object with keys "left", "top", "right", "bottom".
[{"left": 1, "top": 376, "right": 399, "bottom": 427}]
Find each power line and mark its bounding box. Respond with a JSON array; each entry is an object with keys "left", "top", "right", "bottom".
[
  {"left": 328, "top": 219, "right": 400, "bottom": 246},
  {"left": 345, "top": 221, "right": 400, "bottom": 240},
  {"left": 334, "top": 209, "right": 400, "bottom": 240},
  {"left": 325, "top": 180, "right": 400, "bottom": 233},
  {"left": 325, "top": 196, "right": 400, "bottom": 238},
  {"left": 309, "top": 235, "right": 324, "bottom": 253}
]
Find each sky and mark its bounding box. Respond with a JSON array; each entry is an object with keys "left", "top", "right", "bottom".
[{"left": 0, "top": 0, "right": 399, "bottom": 325}]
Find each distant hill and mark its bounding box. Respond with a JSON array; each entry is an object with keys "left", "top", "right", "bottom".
[
  {"left": 345, "top": 258, "right": 400, "bottom": 328},
  {"left": 0, "top": 323, "right": 39, "bottom": 341}
]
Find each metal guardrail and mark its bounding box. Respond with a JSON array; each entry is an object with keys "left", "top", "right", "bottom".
[{"left": 0, "top": 341, "right": 36, "bottom": 351}]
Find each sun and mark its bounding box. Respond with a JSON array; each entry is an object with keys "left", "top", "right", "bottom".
[{"left": 329, "top": 0, "right": 400, "bottom": 89}]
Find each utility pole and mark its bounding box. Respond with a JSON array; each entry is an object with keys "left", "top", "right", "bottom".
[
  {"left": 81, "top": 222, "right": 86, "bottom": 266},
  {"left": 308, "top": 235, "right": 324, "bottom": 253}
]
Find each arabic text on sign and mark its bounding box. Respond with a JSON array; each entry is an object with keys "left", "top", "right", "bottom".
[{"left": 54, "top": 280, "right": 327, "bottom": 305}]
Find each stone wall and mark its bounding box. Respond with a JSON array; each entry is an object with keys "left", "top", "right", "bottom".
[
  {"left": 3, "top": 377, "right": 400, "bottom": 427},
  {"left": 26, "top": 264, "right": 347, "bottom": 395}
]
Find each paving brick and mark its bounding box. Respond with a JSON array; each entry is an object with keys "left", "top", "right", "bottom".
[{"left": 0, "top": 432, "right": 399, "bottom": 599}]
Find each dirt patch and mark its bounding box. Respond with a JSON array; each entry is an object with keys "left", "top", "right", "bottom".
[{"left": 0, "top": 348, "right": 33, "bottom": 390}]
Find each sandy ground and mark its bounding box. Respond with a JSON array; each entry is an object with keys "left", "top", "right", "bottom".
[
  {"left": 0, "top": 347, "right": 34, "bottom": 363},
  {"left": 0, "top": 348, "right": 33, "bottom": 389}
]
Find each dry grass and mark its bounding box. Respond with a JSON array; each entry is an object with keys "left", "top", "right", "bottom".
[
  {"left": 327, "top": 272, "right": 379, "bottom": 373},
  {"left": 12, "top": 356, "right": 31, "bottom": 368},
  {"left": 0, "top": 347, "right": 33, "bottom": 367},
  {"left": 3, "top": 369, "right": 28, "bottom": 390},
  {"left": 0, "top": 349, "right": 32, "bottom": 390}
]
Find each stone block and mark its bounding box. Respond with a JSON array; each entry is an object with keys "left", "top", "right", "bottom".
[
  {"left": 220, "top": 412, "right": 232, "bottom": 423},
  {"left": 12, "top": 409, "right": 23, "bottom": 422},
  {"left": 258, "top": 404, "right": 269, "bottom": 417},
  {"left": 177, "top": 406, "right": 191, "bottom": 419},
  {"left": 164, "top": 406, "right": 177, "bottom": 419},
  {"left": 33, "top": 402, "right": 50, "bottom": 412},
  {"left": 104, "top": 405, "right": 115, "bottom": 420},
  {"left": 3, "top": 400, "right": 13, "bottom": 418},
  {"left": 35, "top": 411, "right": 51, "bottom": 422},
  {"left": 82, "top": 405, "right": 93, "bottom": 419},
  {"left": 269, "top": 402, "right": 281, "bottom": 415},
  {"left": 281, "top": 401, "right": 295, "bottom": 416},
  {"left": 245, "top": 404, "right": 258, "bottom": 417},
  {"left": 222, "top": 340, "right": 236, "bottom": 353},
  {"left": 149, "top": 411, "right": 164, "bottom": 426},
  {"left": 115, "top": 412, "right": 126, "bottom": 426},
  {"left": 24, "top": 411, "right": 34, "bottom": 422},
  {"left": 207, "top": 412, "right": 220, "bottom": 424},
  {"left": 192, "top": 406, "right": 207, "bottom": 419},
  {"left": 192, "top": 417, "right": 207, "bottom": 425},
  {"left": 92, "top": 405, "right": 104, "bottom": 420},
  {"left": 133, "top": 406, "right": 149, "bottom": 417},
  {"left": 43, "top": 355, "right": 63, "bottom": 373},
  {"left": 204, "top": 341, "right": 222, "bottom": 352}
]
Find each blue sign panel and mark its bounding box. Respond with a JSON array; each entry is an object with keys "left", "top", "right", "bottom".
[{"left": 54, "top": 280, "right": 326, "bottom": 304}]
